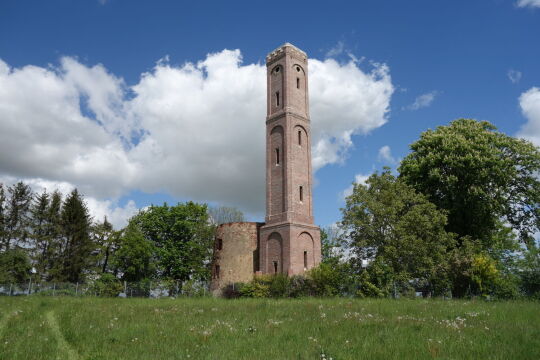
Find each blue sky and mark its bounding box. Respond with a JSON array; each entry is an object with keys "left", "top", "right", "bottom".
[{"left": 1, "top": 0, "right": 539, "bottom": 228}]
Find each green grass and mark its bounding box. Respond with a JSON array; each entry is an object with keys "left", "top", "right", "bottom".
[{"left": 0, "top": 297, "right": 538, "bottom": 359}]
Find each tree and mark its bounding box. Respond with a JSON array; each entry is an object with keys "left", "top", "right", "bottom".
[
  {"left": 112, "top": 222, "right": 156, "bottom": 282},
  {"left": 92, "top": 217, "right": 118, "bottom": 274},
  {"left": 130, "top": 202, "right": 214, "bottom": 286},
  {"left": 0, "top": 249, "right": 31, "bottom": 284},
  {"left": 208, "top": 206, "right": 245, "bottom": 225},
  {"left": 3, "top": 182, "right": 32, "bottom": 250},
  {"left": 341, "top": 169, "right": 455, "bottom": 296},
  {"left": 399, "top": 119, "right": 540, "bottom": 248},
  {"left": 50, "top": 189, "right": 93, "bottom": 283},
  {"left": 320, "top": 225, "right": 343, "bottom": 266},
  {"left": 29, "top": 189, "right": 51, "bottom": 279},
  {"left": 0, "top": 184, "right": 6, "bottom": 249}
]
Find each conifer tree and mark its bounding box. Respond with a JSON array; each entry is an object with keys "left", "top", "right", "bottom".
[
  {"left": 4, "top": 182, "right": 32, "bottom": 250},
  {"left": 30, "top": 190, "right": 50, "bottom": 279},
  {"left": 51, "top": 189, "right": 92, "bottom": 282},
  {"left": 0, "top": 184, "right": 6, "bottom": 249}
]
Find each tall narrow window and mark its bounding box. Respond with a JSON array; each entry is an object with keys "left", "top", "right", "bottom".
[
  {"left": 215, "top": 265, "right": 220, "bottom": 279},
  {"left": 297, "top": 77, "right": 300, "bottom": 89},
  {"left": 276, "top": 91, "right": 280, "bottom": 106},
  {"left": 299, "top": 186, "right": 303, "bottom": 202},
  {"left": 273, "top": 261, "right": 278, "bottom": 274},
  {"left": 217, "top": 238, "right": 223, "bottom": 251},
  {"left": 275, "top": 148, "right": 280, "bottom": 165},
  {"left": 298, "top": 130, "right": 302, "bottom": 145},
  {"left": 304, "top": 251, "right": 308, "bottom": 269}
]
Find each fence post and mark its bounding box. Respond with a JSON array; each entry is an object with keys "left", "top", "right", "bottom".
[
  {"left": 9, "top": 283, "right": 12, "bottom": 296},
  {"left": 149, "top": 281, "right": 152, "bottom": 298},
  {"left": 53, "top": 283, "right": 56, "bottom": 296},
  {"left": 28, "top": 278, "right": 32, "bottom": 295},
  {"left": 75, "top": 282, "right": 79, "bottom": 296},
  {"left": 124, "top": 281, "right": 127, "bottom": 295}
]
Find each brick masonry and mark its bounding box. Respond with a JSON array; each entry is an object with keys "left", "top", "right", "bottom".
[{"left": 210, "top": 44, "right": 321, "bottom": 293}]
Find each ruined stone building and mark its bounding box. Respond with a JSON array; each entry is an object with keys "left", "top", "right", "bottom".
[{"left": 210, "top": 44, "right": 321, "bottom": 292}]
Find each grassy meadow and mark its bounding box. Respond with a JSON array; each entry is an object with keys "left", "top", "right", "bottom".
[{"left": 0, "top": 297, "right": 538, "bottom": 359}]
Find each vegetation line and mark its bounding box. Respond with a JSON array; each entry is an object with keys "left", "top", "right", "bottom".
[{"left": 45, "top": 311, "right": 80, "bottom": 360}]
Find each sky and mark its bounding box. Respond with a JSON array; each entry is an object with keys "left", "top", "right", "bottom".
[{"left": 0, "top": 0, "right": 539, "bottom": 229}]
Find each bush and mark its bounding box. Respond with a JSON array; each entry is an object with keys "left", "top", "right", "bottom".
[
  {"left": 307, "top": 263, "right": 344, "bottom": 297},
  {"left": 222, "top": 282, "right": 244, "bottom": 299},
  {"left": 91, "top": 274, "right": 123, "bottom": 297},
  {"left": 268, "top": 274, "right": 290, "bottom": 297},
  {"left": 289, "top": 275, "right": 315, "bottom": 298}
]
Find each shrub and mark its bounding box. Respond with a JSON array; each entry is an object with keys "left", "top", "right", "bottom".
[
  {"left": 268, "top": 274, "right": 290, "bottom": 298},
  {"left": 91, "top": 274, "right": 123, "bottom": 297},
  {"left": 307, "top": 263, "right": 343, "bottom": 297},
  {"left": 289, "top": 275, "right": 315, "bottom": 298},
  {"left": 239, "top": 279, "right": 270, "bottom": 298}
]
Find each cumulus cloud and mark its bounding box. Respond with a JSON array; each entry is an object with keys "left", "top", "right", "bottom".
[
  {"left": 517, "top": 0, "right": 540, "bottom": 8},
  {"left": 377, "top": 145, "right": 397, "bottom": 164},
  {"left": 310, "top": 58, "right": 393, "bottom": 169},
  {"left": 0, "top": 48, "right": 394, "bottom": 219},
  {"left": 508, "top": 69, "right": 522, "bottom": 84},
  {"left": 341, "top": 173, "right": 370, "bottom": 200},
  {"left": 517, "top": 87, "right": 540, "bottom": 146},
  {"left": 405, "top": 91, "right": 437, "bottom": 110}
]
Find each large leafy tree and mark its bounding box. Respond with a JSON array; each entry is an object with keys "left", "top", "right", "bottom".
[
  {"left": 112, "top": 222, "right": 156, "bottom": 282},
  {"left": 130, "top": 202, "right": 214, "bottom": 286},
  {"left": 341, "top": 169, "right": 455, "bottom": 295},
  {"left": 399, "top": 119, "right": 540, "bottom": 247}
]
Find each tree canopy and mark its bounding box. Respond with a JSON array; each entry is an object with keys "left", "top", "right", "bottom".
[{"left": 399, "top": 119, "right": 540, "bottom": 247}]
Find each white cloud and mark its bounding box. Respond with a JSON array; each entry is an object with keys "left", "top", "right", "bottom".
[
  {"left": 517, "top": 87, "right": 540, "bottom": 146},
  {"left": 405, "top": 91, "right": 437, "bottom": 110},
  {"left": 517, "top": 0, "right": 540, "bottom": 8},
  {"left": 508, "top": 69, "right": 522, "bottom": 84},
  {"left": 85, "top": 198, "right": 138, "bottom": 229},
  {"left": 377, "top": 145, "right": 396, "bottom": 164},
  {"left": 0, "top": 48, "right": 394, "bottom": 217},
  {"left": 325, "top": 41, "right": 345, "bottom": 58},
  {"left": 310, "top": 58, "right": 394, "bottom": 170},
  {"left": 341, "top": 173, "right": 370, "bottom": 200}
]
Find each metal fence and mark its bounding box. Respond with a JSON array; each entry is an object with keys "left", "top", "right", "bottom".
[{"left": 0, "top": 280, "right": 211, "bottom": 298}]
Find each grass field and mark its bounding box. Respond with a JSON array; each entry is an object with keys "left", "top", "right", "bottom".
[{"left": 0, "top": 297, "right": 538, "bottom": 359}]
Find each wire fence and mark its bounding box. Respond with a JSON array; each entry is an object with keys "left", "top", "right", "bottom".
[{"left": 0, "top": 280, "right": 211, "bottom": 298}]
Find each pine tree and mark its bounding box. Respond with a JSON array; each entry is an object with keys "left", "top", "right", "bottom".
[
  {"left": 92, "top": 216, "right": 118, "bottom": 274},
  {"left": 4, "top": 182, "right": 32, "bottom": 250},
  {"left": 51, "top": 189, "right": 92, "bottom": 283},
  {"left": 30, "top": 190, "right": 50, "bottom": 279},
  {"left": 0, "top": 184, "right": 6, "bottom": 249}
]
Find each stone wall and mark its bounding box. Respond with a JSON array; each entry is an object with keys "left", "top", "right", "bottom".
[{"left": 210, "top": 222, "right": 263, "bottom": 293}]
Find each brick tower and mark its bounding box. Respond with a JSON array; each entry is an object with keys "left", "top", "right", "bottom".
[{"left": 259, "top": 43, "right": 321, "bottom": 276}]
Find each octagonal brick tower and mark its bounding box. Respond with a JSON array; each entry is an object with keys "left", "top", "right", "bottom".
[{"left": 259, "top": 43, "right": 321, "bottom": 276}]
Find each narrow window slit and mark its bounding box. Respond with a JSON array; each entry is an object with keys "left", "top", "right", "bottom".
[
  {"left": 276, "top": 91, "right": 280, "bottom": 106},
  {"left": 299, "top": 186, "right": 303, "bottom": 202},
  {"left": 273, "top": 261, "right": 278, "bottom": 274},
  {"left": 297, "top": 77, "right": 300, "bottom": 89},
  {"left": 275, "top": 148, "right": 280, "bottom": 165},
  {"left": 304, "top": 251, "right": 308, "bottom": 269},
  {"left": 298, "top": 130, "right": 302, "bottom": 145}
]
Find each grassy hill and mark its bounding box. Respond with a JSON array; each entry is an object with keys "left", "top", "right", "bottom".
[{"left": 0, "top": 297, "right": 538, "bottom": 359}]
